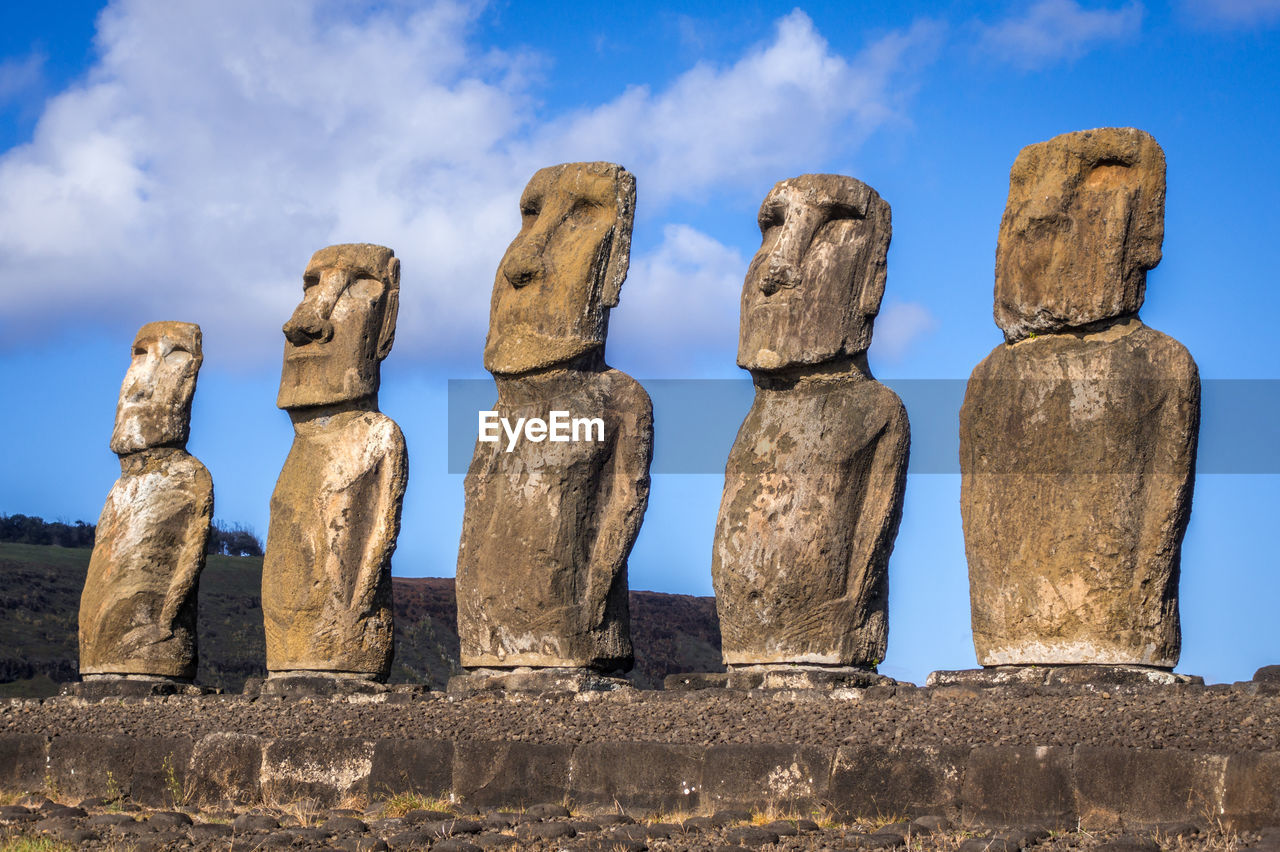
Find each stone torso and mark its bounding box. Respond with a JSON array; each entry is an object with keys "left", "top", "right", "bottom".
[
  {"left": 960, "top": 318, "right": 1199, "bottom": 667},
  {"left": 712, "top": 375, "right": 909, "bottom": 667},
  {"left": 456, "top": 368, "right": 652, "bottom": 670},
  {"left": 79, "top": 449, "right": 213, "bottom": 678},
  {"left": 262, "top": 409, "right": 407, "bottom": 678}
]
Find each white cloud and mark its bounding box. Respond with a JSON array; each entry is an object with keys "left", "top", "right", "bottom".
[
  {"left": 976, "top": 0, "right": 1143, "bottom": 69},
  {"left": 609, "top": 225, "right": 746, "bottom": 374},
  {"left": 0, "top": 1, "right": 937, "bottom": 368},
  {"left": 1180, "top": 0, "right": 1280, "bottom": 27},
  {"left": 871, "top": 301, "right": 939, "bottom": 362},
  {"left": 537, "top": 11, "right": 943, "bottom": 202}
]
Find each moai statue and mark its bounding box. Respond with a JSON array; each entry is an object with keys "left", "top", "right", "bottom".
[
  {"left": 709, "top": 174, "right": 910, "bottom": 690},
  {"left": 261, "top": 243, "right": 407, "bottom": 692},
  {"left": 454, "top": 162, "right": 653, "bottom": 693},
  {"left": 78, "top": 321, "right": 213, "bottom": 694},
  {"left": 939, "top": 128, "right": 1200, "bottom": 687}
]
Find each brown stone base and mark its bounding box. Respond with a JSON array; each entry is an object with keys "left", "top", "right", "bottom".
[
  {"left": 250, "top": 672, "right": 425, "bottom": 698},
  {"left": 62, "top": 674, "right": 210, "bottom": 698},
  {"left": 665, "top": 665, "right": 894, "bottom": 691},
  {"left": 926, "top": 665, "right": 1204, "bottom": 689},
  {"left": 447, "top": 667, "right": 633, "bottom": 696}
]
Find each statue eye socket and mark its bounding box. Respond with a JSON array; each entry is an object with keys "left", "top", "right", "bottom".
[
  {"left": 758, "top": 208, "right": 784, "bottom": 231},
  {"left": 570, "top": 197, "right": 605, "bottom": 219},
  {"left": 825, "top": 202, "right": 863, "bottom": 223},
  {"left": 303, "top": 275, "right": 320, "bottom": 290},
  {"left": 520, "top": 198, "right": 541, "bottom": 218}
]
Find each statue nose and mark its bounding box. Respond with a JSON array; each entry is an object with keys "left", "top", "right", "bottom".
[
  {"left": 282, "top": 305, "right": 334, "bottom": 346},
  {"left": 503, "top": 246, "right": 545, "bottom": 287},
  {"left": 759, "top": 257, "right": 800, "bottom": 296}
]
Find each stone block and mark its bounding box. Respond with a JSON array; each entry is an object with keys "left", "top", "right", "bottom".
[
  {"left": 0, "top": 733, "right": 47, "bottom": 791},
  {"left": 831, "top": 745, "right": 966, "bottom": 819},
  {"left": 569, "top": 742, "right": 702, "bottom": 813},
  {"left": 961, "top": 746, "right": 1075, "bottom": 828},
  {"left": 261, "top": 737, "right": 374, "bottom": 807},
  {"left": 663, "top": 672, "right": 729, "bottom": 691},
  {"left": 131, "top": 737, "right": 194, "bottom": 806},
  {"left": 45, "top": 735, "right": 192, "bottom": 804},
  {"left": 186, "top": 733, "right": 263, "bottom": 806},
  {"left": 703, "top": 744, "right": 833, "bottom": 811},
  {"left": 1075, "top": 747, "right": 1226, "bottom": 828},
  {"left": 447, "top": 669, "right": 633, "bottom": 696},
  {"left": 1221, "top": 752, "right": 1280, "bottom": 831},
  {"left": 369, "top": 739, "right": 453, "bottom": 798},
  {"left": 453, "top": 741, "right": 572, "bottom": 808}
]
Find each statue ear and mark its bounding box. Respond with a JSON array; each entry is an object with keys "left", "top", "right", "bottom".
[
  {"left": 601, "top": 169, "right": 636, "bottom": 308},
  {"left": 376, "top": 258, "right": 400, "bottom": 361},
  {"left": 857, "top": 199, "right": 892, "bottom": 316}
]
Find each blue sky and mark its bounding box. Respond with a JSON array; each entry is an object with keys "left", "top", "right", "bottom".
[{"left": 1, "top": 0, "right": 1277, "bottom": 685}]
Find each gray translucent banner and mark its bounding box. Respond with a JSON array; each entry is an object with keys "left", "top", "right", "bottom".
[{"left": 447, "top": 379, "right": 1280, "bottom": 474}]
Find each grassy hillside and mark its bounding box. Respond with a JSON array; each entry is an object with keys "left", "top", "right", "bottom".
[{"left": 0, "top": 543, "right": 722, "bottom": 696}]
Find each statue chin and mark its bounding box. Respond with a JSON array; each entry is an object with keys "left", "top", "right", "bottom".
[
  {"left": 483, "top": 330, "right": 602, "bottom": 376},
  {"left": 277, "top": 356, "right": 376, "bottom": 411}
]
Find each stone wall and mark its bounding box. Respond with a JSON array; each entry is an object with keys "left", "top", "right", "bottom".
[{"left": 4, "top": 728, "right": 1277, "bottom": 830}]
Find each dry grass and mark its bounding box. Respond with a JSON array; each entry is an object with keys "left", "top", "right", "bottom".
[
  {"left": 0, "top": 833, "right": 74, "bottom": 852},
  {"left": 273, "top": 797, "right": 324, "bottom": 827},
  {"left": 378, "top": 791, "right": 453, "bottom": 818}
]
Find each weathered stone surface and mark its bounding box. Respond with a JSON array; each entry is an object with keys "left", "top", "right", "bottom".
[
  {"left": 457, "top": 163, "right": 652, "bottom": 672},
  {"left": 62, "top": 675, "right": 210, "bottom": 698},
  {"left": 369, "top": 739, "right": 453, "bottom": 798},
  {"left": 45, "top": 735, "right": 192, "bottom": 804},
  {"left": 263, "top": 244, "right": 407, "bottom": 681},
  {"left": 569, "top": 742, "right": 703, "bottom": 811},
  {"left": 712, "top": 174, "right": 908, "bottom": 670},
  {"left": 0, "top": 734, "right": 47, "bottom": 791},
  {"left": 1221, "top": 752, "right": 1280, "bottom": 830},
  {"left": 80, "top": 321, "right": 212, "bottom": 680},
  {"left": 483, "top": 162, "right": 635, "bottom": 376},
  {"left": 1255, "top": 665, "right": 1280, "bottom": 683},
  {"left": 258, "top": 674, "right": 390, "bottom": 697},
  {"left": 452, "top": 741, "right": 572, "bottom": 807},
  {"left": 447, "top": 667, "right": 633, "bottom": 696},
  {"left": 703, "top": 744, "right": 832, "bottom": 810},
  {"left": 663, "top": 672, "right": 730, "bottom": 691},
  {"left": 995, "top": 128, "right": 1166, "bottom": 342},
  {"left": 186, "top": 733, "right": 263, "bottom": 806},
  {"left": 738, "top": 174, "right": 891, "bottom": 371},
  {"left": 260, "top": 737, "right": 374, "bottom": 807},
  {"left": 961, "top": 746, "right": 1075, "bottom": 827},
  {"left": 926, "top": 666, "right": 1202, "bottom": 689},
  {"left": 963, "top": 319, "right": 1198, "bottom": 668},
  {"left": 725, "top": 664, "right": 893, "bottom": 690},
  {"left": 1075, "top": 747, "right": 1226, "bottom": 828},
  {"left": 962, "top": 129, "right": 1198, "bottom": 670},
  {"left": 830, "top": 745, "right": 966, "bottom": 818}
]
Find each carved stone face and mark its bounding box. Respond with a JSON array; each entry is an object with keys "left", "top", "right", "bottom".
[
  {"left": 995, "top": 127, "right": 1165, "bottom": 342},
  {"left": 738, "top": 174, "right": 891, "bottom": 372},
  {"left": 110, "top": 321, "right": 203, "bottom": 455},
  {"left": 277, "top": 243, "right": 400, "bottom": 410},
  {"left": 483, "top": 162, "right": 636, "bottom": 375}
]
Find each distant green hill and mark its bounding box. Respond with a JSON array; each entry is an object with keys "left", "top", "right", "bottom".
[{"left": 0, "top": 543, "right": 722, "bottom": 696}]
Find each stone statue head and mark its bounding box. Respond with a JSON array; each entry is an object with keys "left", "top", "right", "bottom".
[
  {"left": 110, "top": 321, "right": 203, "bottom": 455},
  {"left": 277, "top": 243, "right": 400, "bottom": 410},
  {"left": 738, "top": 174, "right": 892, "bottom": 372},
  {"left": 995, "top": 127, "right": 1166, "bottom": 342},
  {"left": 483, "top": 162, "right": 636, "bottom": 375}
]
